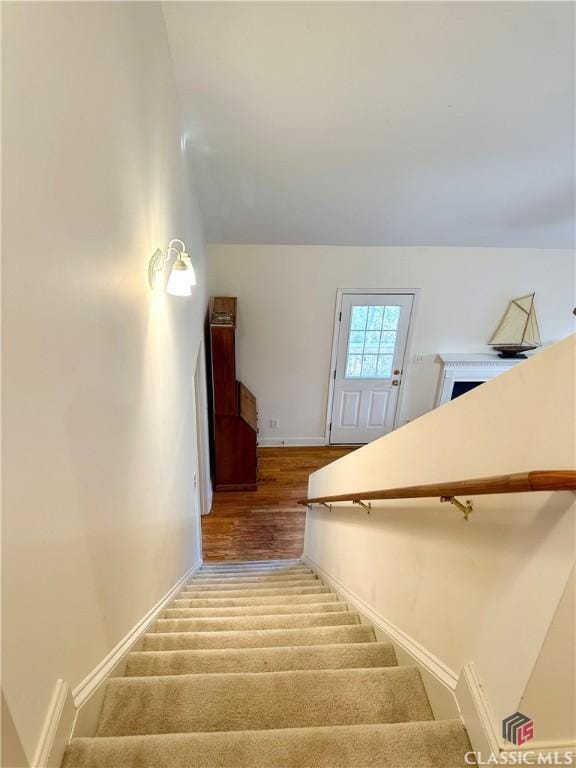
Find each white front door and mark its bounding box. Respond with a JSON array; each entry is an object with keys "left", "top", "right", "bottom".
[{"left": 329, "top": 293, "right": 414, "bottom": 444}]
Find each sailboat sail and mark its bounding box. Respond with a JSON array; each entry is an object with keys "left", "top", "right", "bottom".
[
  {"left": 523, "top": 301, "right": 541, "bottom": 346},
  {"left": 490, "top": 293, "right": 541, "bottom": 347}
]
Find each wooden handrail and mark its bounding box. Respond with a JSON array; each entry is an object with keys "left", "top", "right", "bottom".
[{"left": 298, "top": 470, "right": 576, "bottom": 509}]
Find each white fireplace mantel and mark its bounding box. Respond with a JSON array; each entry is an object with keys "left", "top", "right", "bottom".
[{"left": 435, "top": 352, "right": 531, "bottom": 407}]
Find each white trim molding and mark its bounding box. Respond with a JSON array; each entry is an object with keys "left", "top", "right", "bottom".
[
  {"left": 194, "top": 339, "right": 213, "bottom": 516},
  {"left": 32, "top": 680, "right": 75, "bottom": 768},
  {"left": 257, "top": 437, "right": 326, "bottom": 447},
  {"left": 456, "top": 662, "right": 501, "bottom": 758},
  {"left": 303, "top": 556, "right": 458, "bottom": 692}
]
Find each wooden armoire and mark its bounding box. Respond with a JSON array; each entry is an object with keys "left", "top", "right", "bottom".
[{"left": 207, "top": 297, "right": 258, "bottom": 491}]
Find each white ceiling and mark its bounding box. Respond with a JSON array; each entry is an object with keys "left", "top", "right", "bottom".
[{"left": 163, "top": 2, "right": 575, "bottom": 248}]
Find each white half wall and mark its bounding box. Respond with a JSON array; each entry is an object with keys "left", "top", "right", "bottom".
[
  {"left": 304, "top": 336, "right": 576, "bottom": 744},
  {"left": 208, "top": 244, "right": 575, "bottom": 442},
  {"left": 2, "top": 3, "right": 207, "bottom": 764}
]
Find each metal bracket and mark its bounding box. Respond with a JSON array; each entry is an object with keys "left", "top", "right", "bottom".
[
  {"left": 148, "top": 248, "right": 167, "bottom": 289},
  {"left": 353, "top": 499, "right": 372, "bottom": 514},
  {"left": 319, "top": 502, "right": 332, "bottom": 510},
  {"left": 441, "top": 496, "right": 473, "bottom": 520},
  {"left": 148, "top": 239, "right": 188, "bottom": 290}
]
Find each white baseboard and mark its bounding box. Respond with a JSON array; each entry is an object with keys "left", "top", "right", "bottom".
[
  {"left": 457, "top": 662, "right": 576, "bottom": 761},
  {"left": 258, "top": 437, "right": 326, "bottom": 447},
  {"left": 33, "top": 560, "right": 202, "bottom": 764},
  {"left": 32, "top": 680, "right": 76, "bottom": 768},
  {"left": 303, "top": 556, "right": 459, "bottom": 719}
]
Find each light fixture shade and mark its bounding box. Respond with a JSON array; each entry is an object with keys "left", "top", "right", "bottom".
[
  {"left": 166, "top": 259, "right": 192, "bottom": 297},
  {"left": 181, "top": 253, "right": 197, "bottom": 286}
]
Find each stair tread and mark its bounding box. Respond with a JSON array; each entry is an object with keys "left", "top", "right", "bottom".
[
  {"left": 197, "top": 564, "right": 310, "bottom": 570},
  {"left": 180, "top": 586, "right": 330, "bottom": 599},
  {"left": 65, "top": 720, "right": 471, "bottom": 768},
  {"left": 125, "top": 642, "right": 397, "bottom": 676},
  {"left": 182, "top": 579, "right": 321, "bottom": 592},
  {"left": 97, "top": 667, "right": 434, "bottom": 736},
  {"left": 198, "top": 565, "right": 305, "bottom": 574},
  {"left": 154, "top": 611, "right": 358, "bottom": 634},
  {"left": 142, "top": 624, "right": 375, "bottom": 651},
  {"left": 201, "top": 559, "right": 302, "bottom": 568},
  {"left": 189, "top": 574, "right": 318, "bottom": 584},
  {"left": 173, "top": 592, "right": 339, "bottom": 608},
  {"left": 163, "top": 602, "right": 347, "bottom": 618}
]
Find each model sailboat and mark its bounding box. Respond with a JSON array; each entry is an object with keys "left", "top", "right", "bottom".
[{"left": 490, "top": 293, "right": 541, "bottom": 358}]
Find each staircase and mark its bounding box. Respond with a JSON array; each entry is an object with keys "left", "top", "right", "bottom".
[{"left": 63, "top": 560, "right": 472, "bottom": 767}]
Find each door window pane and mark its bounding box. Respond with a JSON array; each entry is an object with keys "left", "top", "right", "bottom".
[
  {"left": 346, "top": 354, "right": 363, "bottom": 377},
  {"left": 383, "top": 306, "right": 401, "bottom": 330},
  {"left": 350, "top": 306, "right": 368, "bottom": 330},
  {"left": 367, "top": 306, "right": 384, "bottom": 331},
  {"left": 364, "top": 331, "right": 380, "bottom": 353},
  {"left": 348, "top": 331, "right": 365, "bottom": 354},
  {"left": 361, "top": 354, "right": 377, "bottom": 377},
  {"left": 376, "top": 355, "right": 393, "bottom": 377},
  {"left": 379, "top": 331, "right": 397, "bottom": 354}
]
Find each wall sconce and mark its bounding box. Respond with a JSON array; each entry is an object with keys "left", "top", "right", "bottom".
[{"left": 149, "top": 238, "right": 196, "bottom": 297}]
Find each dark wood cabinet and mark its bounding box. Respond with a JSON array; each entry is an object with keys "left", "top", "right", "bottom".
[{"left": 207, "top": 297, "right": 258, "bottom": 491}]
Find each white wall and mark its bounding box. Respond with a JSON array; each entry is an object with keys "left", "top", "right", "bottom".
[
  {"left": 208, "top": 245, "right": 575, "bottom": 443},
  {"left": 2, "top": 3, "right": 207, "bottom": 764},
  {"left": 304, "top": 336, "right": 576, "bottom": 744},
  {"left": 519, "top": 567, "right": 575, "bottom": 741}
]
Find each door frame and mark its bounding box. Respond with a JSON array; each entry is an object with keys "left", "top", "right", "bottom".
[
  {"left": 194, "top": 339, "right": 213, "bottom": 515},
  {"left": 324, "top": 288, "right": 420, "bottom": 445}
]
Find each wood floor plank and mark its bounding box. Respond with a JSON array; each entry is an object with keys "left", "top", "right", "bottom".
[{"left": 202, "top": 447, "right": 355, "bottom": 562}]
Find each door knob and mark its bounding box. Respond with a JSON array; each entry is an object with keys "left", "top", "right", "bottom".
[
  {"left": 392, "top": 379, "right": 400, "bottom": 386},
  {"left": 394, "top": 369, "right": 401, "bottom": 375}
]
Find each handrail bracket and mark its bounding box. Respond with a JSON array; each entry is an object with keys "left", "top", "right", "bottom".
[
  {"left": 353, "top": 499, "right": 372, "bottom": 514},
  {"left": 441, "top": 496, "right": 473, "bottom": 520}
]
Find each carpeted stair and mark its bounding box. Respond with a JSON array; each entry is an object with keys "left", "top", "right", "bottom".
[{"left": 63, "top": 560, "right": 472, "bottom": 767}]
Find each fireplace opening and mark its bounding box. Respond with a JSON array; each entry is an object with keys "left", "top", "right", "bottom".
[{"left": 450, "top": 380, "right": 484, "bottom": 400}]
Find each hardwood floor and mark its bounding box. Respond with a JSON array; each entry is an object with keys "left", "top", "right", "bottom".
[{"left": 202, "top": 446, "right": 355, "bottom": 562}]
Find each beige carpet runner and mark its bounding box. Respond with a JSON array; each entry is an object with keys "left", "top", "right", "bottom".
[{"left": 63, "top": 560, "right": 472, "bottom": 767}]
